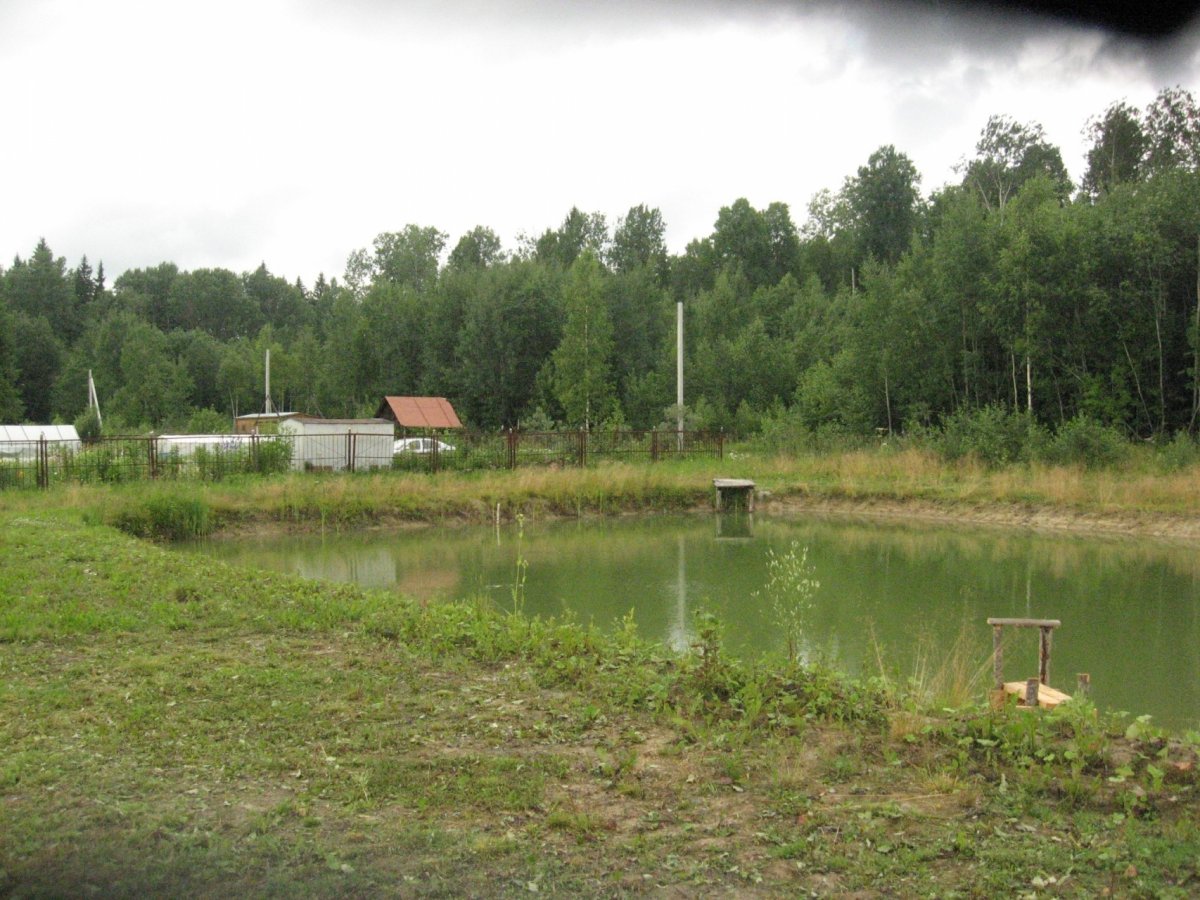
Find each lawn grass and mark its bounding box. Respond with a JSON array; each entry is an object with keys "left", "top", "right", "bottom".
[{"left": 3, "top": 500, "right": 1200, "bottom": 896}]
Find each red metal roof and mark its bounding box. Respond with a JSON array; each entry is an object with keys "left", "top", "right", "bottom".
[{"left": 376, "top": 396, "right": 463, "bottom": 429}]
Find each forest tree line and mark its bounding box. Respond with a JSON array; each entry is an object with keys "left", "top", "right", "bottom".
[{"left": 2, "top": 87, "right": 1200, "bottom": 443}]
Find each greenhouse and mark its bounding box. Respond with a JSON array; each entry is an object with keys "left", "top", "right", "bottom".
[{"left": 0, "top": 425, "right": 81, "bottom": 460}]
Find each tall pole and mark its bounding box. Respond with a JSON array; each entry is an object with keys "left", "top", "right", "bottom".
[
  {"left": 87, "top": 369, "right": 102, "bottom": 427},
  {"left": 676, "top": 301, "right": 684, "bottom": 450},
  {"left": 264, "top": 348, "right": 273, "bottom": 415}
]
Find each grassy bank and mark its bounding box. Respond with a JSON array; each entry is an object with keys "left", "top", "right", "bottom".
[
  {"left": 5, "top": 447, "right": 1193, "bottom": 541},
  {"left": 3, "top": 503, "right": 1200, "bottom": 896}
]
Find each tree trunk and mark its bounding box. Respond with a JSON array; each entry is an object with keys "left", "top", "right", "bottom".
[
  {"left": 960, "top": 306, "right": 971, "bottom": 404},
  {"left": 1154, "top": 288, "right": 1166, "bottom": 434},
  {"left": 883, "top": 365, "right": 893, "bottom": 436},
  {"left": 1011, "top": 351, "right": 1019, "bottom": 411},
  {"left": 1025, "top": 354, "right": 1033, "bottom": 416},
  {"left": 1123, "top": 340, "right": 1153, "bottom": 435}
]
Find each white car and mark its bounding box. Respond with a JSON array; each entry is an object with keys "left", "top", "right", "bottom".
[{"left": 393, "top": 437, "right": 456, "bottom": 455}]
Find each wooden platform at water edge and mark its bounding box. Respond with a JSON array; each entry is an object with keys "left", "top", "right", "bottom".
[{"left": 987, "top": 617, "right": 1079, "bottom": 711}]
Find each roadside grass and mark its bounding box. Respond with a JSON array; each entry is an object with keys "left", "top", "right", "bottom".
[{"left": 3, "top": 508, "right": 1200, "bottom": 896}]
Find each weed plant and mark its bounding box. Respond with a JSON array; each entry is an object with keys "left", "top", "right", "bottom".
[{"left": 754, "top": 541, "right": 819, "bottom": 665}]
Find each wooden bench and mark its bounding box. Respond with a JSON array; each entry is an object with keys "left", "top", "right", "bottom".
[{"left": 713, "top": 478, "right": 755, "bottom": 513}]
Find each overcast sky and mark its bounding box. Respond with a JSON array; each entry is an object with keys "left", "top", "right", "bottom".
[{"left": 2, "top": 0, "right": 1198, "bottom": 288}]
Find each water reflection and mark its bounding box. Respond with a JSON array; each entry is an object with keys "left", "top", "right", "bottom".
[
  {"left": 669, "top": 534, "right": 690, "bottom": 654},
  {"left": 185, "top": 514, "right": 1200, "bottom": 730},
  {"left": 715, "top": 510, "right": 754, "bottom": 542}
]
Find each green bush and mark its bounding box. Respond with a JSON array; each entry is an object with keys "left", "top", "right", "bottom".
[
  {"left": 756, "top": 405, "right": 807, "bottom": 454},
  {"left": 1040, "top": 416, "right": 1128, "bottom": 469},
  {"left": 252, "top": 437, "right": 292, "bottom": 475},
  {"left": 185, "top": 408, "right": 231, "bottom": 434},
  {"left": 68, "top": 443, "right": 141, "bottom": 484},
  {"left": 936, "top": 405, "right": 1046, "bottom": 467},
  {"left": 74, "top": 407, "right": 102, "bottom": 445},
  {"left": 1155, "top": 430, "right": 1200, "bottom": 472},
  {"left": 112, "top": 493, "right": 212, "bottom": 541}
]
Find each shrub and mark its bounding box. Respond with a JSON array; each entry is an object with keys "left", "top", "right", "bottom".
[
  {"left": 252, "top": 437, "right": 292, "bottom": 475},
  {"left": 186, "top": 408, "right": 231, "bottom": 434},
  {"left": 756, "top": 405, "right": 807, "bottom": 454},
  {"left": 1040, "top": 416, "right": 1128, "bottom": 469},
  {"left": 936, "top": 405, "right": 1046, "bottom": 467},
  {"left": 112, "top": 492, "right": 212, "bottom": 541},
  {"left": 1155, "top": 430, "right": 1200, "bottom": 472},
  {"left": 75, "top": 407, "right": 102, "bottom": 446}
]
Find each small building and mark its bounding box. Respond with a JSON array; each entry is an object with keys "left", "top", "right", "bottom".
[
  {"left": 278, "top": 416, "right": 394, "bottom": 472},
  {"left": 375, "top": 397, "right": 462, "bottom": 435},
  {"left": 234, "top": 411, "right": 302, "bottom": 435}
]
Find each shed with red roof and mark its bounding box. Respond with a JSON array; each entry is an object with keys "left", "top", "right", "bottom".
[{"left": 375, "top": 396, "right": 463, "bottom": 432}]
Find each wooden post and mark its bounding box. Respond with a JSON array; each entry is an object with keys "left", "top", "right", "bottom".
[
  {"left": 992, "top": 625, "right": 1004, "bottom": 691},
  {"left": 650, "top": 429, "right": 659, "bottom": 463},
  {"left": 986, "top": 617, "right": 1062, "bottom": 709},
  {"left": 1039, "top": 626, "right": 1052, "bottom": 685},
  {"left": 37, "top": 436, "right": 49, "bottom": 490}
]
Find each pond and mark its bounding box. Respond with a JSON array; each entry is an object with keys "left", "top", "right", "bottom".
[{"left": 184, "top": 513, "right": 1200, "bottom": 731}]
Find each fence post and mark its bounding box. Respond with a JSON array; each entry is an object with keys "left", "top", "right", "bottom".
[
  {"left": 251, "top": 434, "right": 260, "bottom": 474},
  {"left": 651, "top": 429, "right": 659, "bottom": 463},
  {"left": 507, "top": 428, "right": 517, "bottom": 470},
  {"left": 38, "top": 435, "right": 49, "bottom": 489},
  {"left": 718, "top": 430, "right": 724, "bottom": 461},
  {"left": 430, "top": 433, "right": 439, "bottom": 474},
  {"left": 578, "top": 429, "right": 587, "bottom": 467},
  {"left": 348, "top": 432, "right": 356, "bottom": 473},
  {"left": 148, "top": 436, "right": 158, "bottom": 479}
]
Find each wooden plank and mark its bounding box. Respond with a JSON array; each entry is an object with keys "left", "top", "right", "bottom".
[
  {"left": 986, "top": 617, "right": 1061, "bottom": 629},
  {"left": 1002, "top": 681, "right": 1071, "bottom": 709},
  {"left": 713, "top": 479, "right": 756, "bottom": 489}
]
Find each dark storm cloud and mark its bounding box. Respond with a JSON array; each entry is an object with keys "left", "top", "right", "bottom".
[
  {"left": 812, "top": 1, "right": 1197, "bottom": 85},
  {"left": 299, "top": 0, "right": 1193, "bottom": 81}
]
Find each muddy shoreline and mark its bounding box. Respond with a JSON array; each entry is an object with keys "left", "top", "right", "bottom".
[
  {"left": 760, "top": 494, "right": 1200, "bottom": 543},
  {"left": 205, "top": 492, "right": 1200, "bottom": 543}
]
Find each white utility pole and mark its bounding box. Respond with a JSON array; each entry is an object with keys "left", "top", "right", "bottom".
[
  {"left": 676, "top": 301, "right": 684, "bottom": 450},
  {"left": 87, "top": 369, "right": 102, "bottom": 427},
  {"left": 264, "top": 349, "right": 273, "bottom": 415}
]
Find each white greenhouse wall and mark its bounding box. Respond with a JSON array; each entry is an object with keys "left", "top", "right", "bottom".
[{"left": 0, "top": 425, "right": 81, "bottom": 459}]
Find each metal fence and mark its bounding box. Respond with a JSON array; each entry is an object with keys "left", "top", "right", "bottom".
[
  {"left": 0, "top": 429, "right": 723, "bottom": 490},
  {"left": 389, "top": 429, "right": 724, "bottom": 473}
]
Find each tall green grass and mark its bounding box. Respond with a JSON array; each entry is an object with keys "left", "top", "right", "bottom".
[{"left": 6, "top": 447, "right": 1199, "bottom": 544}]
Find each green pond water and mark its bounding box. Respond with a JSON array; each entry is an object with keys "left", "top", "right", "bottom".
[{"left": 184, "top": 513, "right": 1200, "bottom": 731}]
